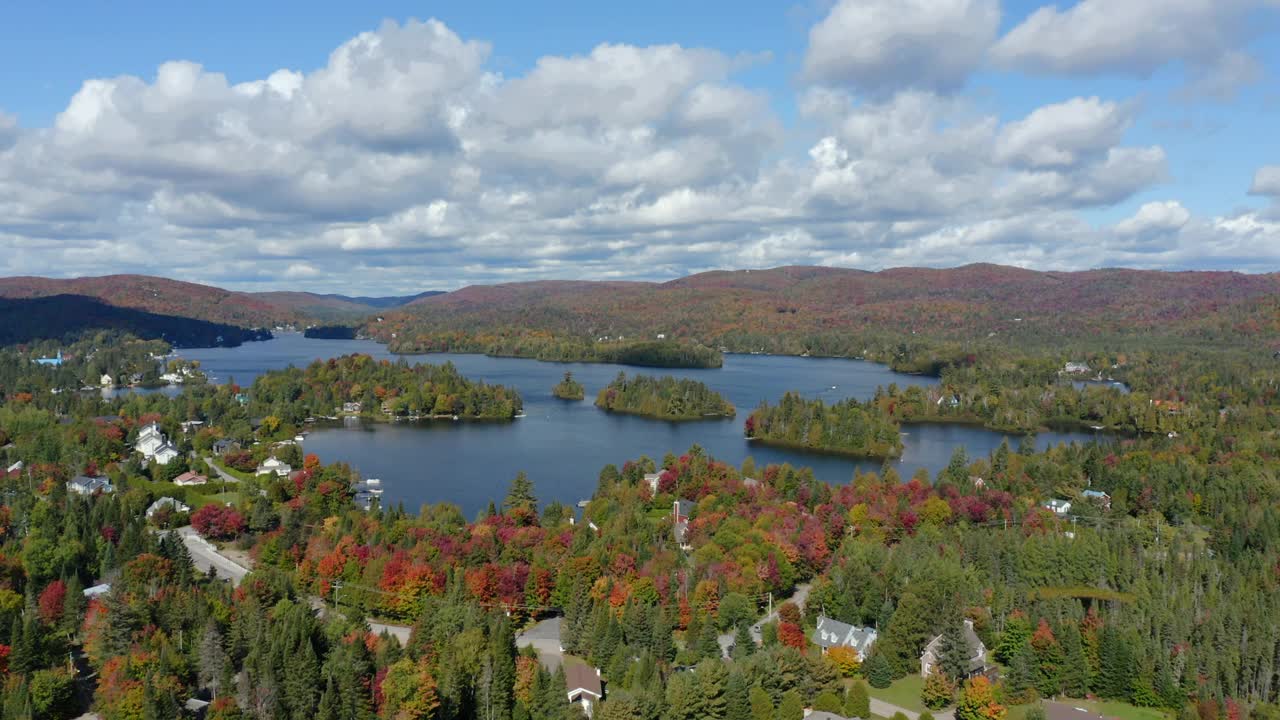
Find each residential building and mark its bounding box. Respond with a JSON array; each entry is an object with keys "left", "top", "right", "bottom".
[
  {"left": 920, "top": 619, "right": 991, "bottom": 679},
  {"left": 211, "top": 439, "right": 239, "bottom": 456},
  {"left": 100, "top": 373, "right": 114, "bottom": 387},
  {"left": 256, "top": 457, "right": 292, "bottom": 477},
  {"left": 146, "top": 497, "right": 191, "bottom": 518},
  {"left": 5, "top": 460, "right": 23, "bottom": 475},
  {"left": 136, "top": 423, "right": 180, "bottom": 465},
  {"left": 565, "top": 664, "right": 604, "bottom": 718},
  {"left": 811, "top": 615, "right": 878, "bottom": 660},
  {"left": 342, "top": 401, "right": 362, "bottom": 414},
  {"left": 1063, "top": 362, "right": 1091, "bottom": 374},
  {"left": 35, "top": 351, "right": 63, "bottom": 367},
  {"left": 67, "top": 475, "right": 114, "bottom": 495},
  {"left": 83, "top": 584, "right": 111, "bottom": 598},
  {"left": 673, "top": 499, "right": 694, "bottom": 550},
  {"left": 1082, "top": 489, "right": 1111, "bottom": 509},
  {"left": 1043, "top": 499, "right": 1073, "bottom": 516},
  {"left": 643, "top": 472, "right": 662, "bottom": 495},
  {"left": 173, "top": 471, "right": 209, "bottom": 486},
  {"left": 179, "top": 420, "right": 205, "bottom": 433}
]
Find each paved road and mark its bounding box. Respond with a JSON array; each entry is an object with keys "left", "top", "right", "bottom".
[
  {"left": 717, "top": 582, "right": 812, "bottom": 656},
  {"left": 203, "top": 457, "right": 241, "bottom": 484},
  {"left": 516, "top": 616, "right": 564, "bottom": 670},
  {"left": 869, "top": 698, "right": 954, "bottom": 720},
  {"left": 175, "top": 526, "right": 250, "bottom": 585}
]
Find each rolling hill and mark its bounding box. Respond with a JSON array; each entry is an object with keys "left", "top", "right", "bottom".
[{"left": 251, "top": 290, "right": 446, "bottom": 320}]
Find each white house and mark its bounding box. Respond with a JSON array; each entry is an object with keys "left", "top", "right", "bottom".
[
  {"left": 565, "top": 665, "right": 604, "bottom": 718},
  {"left": 146, "top": 497, "right": 191, "bottom": 518},
  {"left": 100, "top": 373, "right": 114, "bottom": 387},
  {"left": 256, "top": 456, "right": 292, "bottom": 477},
  {"left": 136, "top": 423, "right": 180, "bottom": 465},
  {"left": 811, "top": 616, "right": 878, "bottom": 660},
  {"left": 1043, "top": 499, "right": 1073, "bottom": 516},
  {"left": 1063, "top": 362, "right": 1091, "bottom": 374}
]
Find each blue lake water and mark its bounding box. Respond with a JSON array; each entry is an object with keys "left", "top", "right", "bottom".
[{"left": 178, "top": 333, "right": 1113, "bottom": 516}]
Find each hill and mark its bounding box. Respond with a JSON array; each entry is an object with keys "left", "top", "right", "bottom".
[
  {"left": 0, "top": 274, "right": 294, "bottom": 328},
  {"left": 252, "top": 290, "right": 446, "bottom": 320},
  {"left": 0, "top": 295, "right": 271, "bottom": 346},
  {"left": 369, "top": 264, "right": 1280, "bottom": 354}
]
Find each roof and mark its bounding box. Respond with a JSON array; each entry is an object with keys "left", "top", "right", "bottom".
[
  {"left": 564, "top": 664, "right": 603, "bottom": 698},
  {"left": 674, "top": 499, "right": 694, "bottom": 519},
  {"left": 812, "top": 615, "right": 878, "bottom": 654},
  {"left": 1082, "top": 489, "right": 1110, "bottom": 499},
  {"left": 923, "top": 619, "right": 987, "bottom": 673},
  {"left": 808, "top": 712, "right": 856, "bottom": 720},
  {"left": 147, "top": 497, "right": 190, "bottom": 514},
  {"left": 6, "top": 461, "right": 23, "bottom": 473},
  {"left": 173, "top": 471, "right": 208, "bottom": 484},
  {"left": 1043, "top": 702, "right": 1120, "bottom": 720},
  {"left": 69, "top": 475, "right": 111, "bottom": 490},
  {"left": 83, "top": 584, "right": 111, "bottom": 598}
]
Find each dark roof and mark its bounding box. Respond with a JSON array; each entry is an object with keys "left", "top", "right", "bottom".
[
  {"left": 923, "top": 619, "right": 987, "bottom": 673},
  {"left": 813, "top": 615, "right": 878, "bottom": 654},
  {"left": 565, "top": 664, "right": 602, "bottom": 698},
  {"left": 674, "top": 499, "right": 694, "bottom": 518}
]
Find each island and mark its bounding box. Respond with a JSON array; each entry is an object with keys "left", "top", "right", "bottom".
[
  {"left": 594, "top": 372, "right": 735, "bottom": 420},
  {"left": 745, "top": 391, "right": 903, "bottom": 458},
  {"left": 304, "top": 325, "right": 358, "bottom": 339},
  {"left": 552, "top": 371, "right": 585, "bottom": 400},
  {"left": 252, "top": 353, "right": 523, "bottom": 421}
]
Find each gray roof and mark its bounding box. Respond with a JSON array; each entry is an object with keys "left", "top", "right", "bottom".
[
  {"left": 69, "top": 475, "right": 112, "bottom": 491},
  {"left": 923, "top": 619, "right": 987, "bottom": 673},
  {"left": 674, "top": 499, "right": 695, "bottom": 519},
  {"left": 565, "top": 664, "right": 603, "bottom": 698},
  {"left": 812, "top": 615, "right": 878, "bottom": 655},
  {"left": 808, "top": 713, "right": 857, "bottom": 720}
]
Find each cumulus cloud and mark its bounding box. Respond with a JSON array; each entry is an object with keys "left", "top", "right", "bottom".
[
  {"left": 0, "top": 15, "right": 1269, "bottom": 292},
  {"left": 803, "top": 0, "right": 1000, "bottom": 95}
]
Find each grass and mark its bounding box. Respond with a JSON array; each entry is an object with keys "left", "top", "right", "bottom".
[
  {"left": 1008, "top": 699, "right": 1173, "bottom": 720},
  {"left": 867, "top": 675, "right": 927, "bottom": 713}
]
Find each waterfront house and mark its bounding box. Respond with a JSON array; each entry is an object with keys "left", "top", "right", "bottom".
[
  {"left": 1063, "top": 362, "right": 1091, "bottom": 374},
  {"left": 67, "top": 475, "right": 114, "bottom": 496},
  {"left": 342, "top": 401, "right": 362, "bottom": 414},
  {"left": 565, "top": 664, "right": 604, "bottom": 718},
  {"left": 100, "top": 373, "right": 114, "bottom": 387},
  {"left": 255, "top": 457, "right": 292, "bottom": 477},
  {"left": 811, "top": 615, "right": 878, "bottom": 660},
  {"left": 920, "top": 619, "right": 991, "bottom": 679}
]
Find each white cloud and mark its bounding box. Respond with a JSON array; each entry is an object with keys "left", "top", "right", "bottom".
[
  {"left": 1250, "top": 165, "right": 1280, "bottom": 197},
  {"left": 1116, "top": 201, "right": 1192, "bottom": 236},
  {"left": 803, "top": 0, "right": 1000, "bottom": 95},
  {"left": 995, "top": 97, "right": 1134, "bottom": 169},
  {"left": 991, "top": 0, "right": 1273, "bottom": 98}
]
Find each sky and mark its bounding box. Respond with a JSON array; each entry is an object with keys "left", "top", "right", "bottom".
[{"left": 1, "top": 1, "right": 1279, "bottom": 294}]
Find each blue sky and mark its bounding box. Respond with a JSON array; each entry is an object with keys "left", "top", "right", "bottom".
[{"left": 0, "top": 1, "right": 1277, "bottom": 292}]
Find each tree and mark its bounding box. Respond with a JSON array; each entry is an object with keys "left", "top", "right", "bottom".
[
  {"left": 866, "top": 653, "right": 893, "bottom": 689},
  {"left": 937, "top": 618, "right": 971, "bottom": 683},
  {"left": 955, "top": 677, "right": 1005, "bottom": 720},
  {"left": 1031, "top": 619, "right": 1064, "bottom": 698},
  {"left": 726, "top": 671, "right": 752, "bottom": 720},
  {"left": 827, "top": 646, "right": 860, "bottom": 677},
  {"left": 732, "top": 623, "right": 755, "bottom": 660},
  {"left": 813, "top": 692, "right": 843, "bottom": 713},
  {"left": 1057, "top": 622, "right": 1089, "bottom": 698},
  {"left": 503, "top": 472, "right": 537, "bottom": 515},
  {"left": 380, "top": 657, "right": 440, "bottom": 720},
  {"left": 846, "top": 680, "right": 871, "bottom": 720},
  {"left": 922, "top": 672, "right": 956, "bottom": 710},
  {"left": 995, "top": 614, "right": 1031, "bottom": 665},
  {"left": 777, "top": 691, "right": 804, "bottom": 720},
  {"left": 749, "top": 685, "right": 774, "bottom": 720},
  {"left": 28, "top": 668, "right": 76, "bottom": 718}
]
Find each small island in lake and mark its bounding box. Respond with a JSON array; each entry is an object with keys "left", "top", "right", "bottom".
[
  {"left": 745, "top": 391, "right": 903, "bottom": 458},
  {"left": 595, "top": 372, "right": 735, "bottom": 420},
  {"left": 552, "top": 371, "right": 585, "bottom": 400},
  {"left": 304, "top": 325, "right": 358, "bottom": 339}
]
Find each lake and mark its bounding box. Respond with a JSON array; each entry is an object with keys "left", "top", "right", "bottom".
[{"left": 179, "top": 333, "right": 1113, "bottom": 516}]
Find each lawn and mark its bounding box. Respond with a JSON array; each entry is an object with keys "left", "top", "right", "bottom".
[
  {"left": 1007, "top": 699, "right": 1172, "bottom": 720},
  {"left": 867, "top": 675, "right": 927, "bottom": 713}
]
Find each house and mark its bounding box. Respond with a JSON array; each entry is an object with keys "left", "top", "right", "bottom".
[
  {"left": 342, "top": 401, "right": 362, "bottom": 414},
  {"left": 212, "top": 439, "right": 239, "bottom": 456},
  {"left": 1063, "top": 362, "right": 1091, "bottom": 374},
  {"left": 35, "top": 351, "right": 63, "bottom": 367},
  {"left": 146, "top": 497, "right": 191, "bottom": 518},
  {"left": 673, "top": 499, "right": 694, "bottom": 550},
  {"left": 643, "top": 472, "right": 662, "bottom": 495},
  {"left": 179, "top": 420, "right": 205, "bottom": 433},
  {"left": 67, "top": 475, "right": 114, "bottom": 495},
  {"left": 1042, "top": 702, "right": 1120, "bottom": 720},
  {"left": 565, "top": 664, "right": 604, "bottom": 718},
  {"left": 742, "top": 477, "right": 760, "bottom": 488},
  {"left": 811, "top": 615, "right": 878, "bottom": 660},
  {"left": 255, "top": 457, "right": 292, "bottom": 477},
  {"left": 136, "top": 424, "right": 180, "bottom": 465},
  {"left": 1082, "top": 489, "right": 1111, "bottom": 509},
  {"left": 100, "top": 373, "right": 114, "bottom": 387},
  {"left": 921, "top": 619, "right": 991, "bottom": 679},
  {"left": 1043, "top": 499, "right": 1073, "bottom": 516},
  {"left": 160, "top": 372, "right": 184, "bottom": 384},
  {"left": 173, "top": 471, "right": 209, "bottom": 487},
  {"left": 5, "top": 461, "right": 23, "bottom": 475},
  {"left": 83, "top": 584, "right": 111, "bottom": 599}
]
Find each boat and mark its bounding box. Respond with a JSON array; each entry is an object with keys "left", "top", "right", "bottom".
[
  {"left": 576, "top": 499, "right": 590, "bottom": 508},
  {"left": 294, "top": 435, "right": 305, "bottom": 442},
  {"left": 514, "top": 413, "right": 527, "bottom": 418},
  {"left": 365, "top": 478, "right": 382, "bottom": 485}
]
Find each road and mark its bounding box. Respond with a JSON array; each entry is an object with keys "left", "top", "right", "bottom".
[
  {"left": 717, "top": 582, "right": 812, "bottom": 656},
  {"left": 870, "top": 698, "right": 954, "bottom": 720},
  {"left": 516, "top": 616, "right": 564, "bottom": 671},
  {"left": 174, "top": 526, "right": 250, "bottom": 585},
  {"left": 307, "top": 596, "right": 413, "bottom": 645},
  {"left": 203, "top": 457, "right": 241, "bottom": 484}
]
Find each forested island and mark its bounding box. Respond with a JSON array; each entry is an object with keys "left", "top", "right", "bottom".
[
  {"left": 552, "top": 371, "right": 585, "bottom": 400},
  {"left": 303, "top": 325, "right": 358, "bottom": 339},
  {"left": 746, "top": 392, "right": 904, "bottom": 458},
  {"left": 383, "top": 331, "right": 724, "bottom": 368},
  {"left": 594, "top": 372, "right": 735, "bottom": 420},
  {"left": 251, "top": 353, "right": 522, "bottom": 421}
]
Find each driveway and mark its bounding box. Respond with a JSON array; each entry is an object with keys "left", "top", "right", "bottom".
[
  {"left": 516, "top": 616, "right": 564, "bottom": 670},
  {"left": 869, "top": 697, "right": 954, "bottom": 720},
  {"left": 203, "top": 457, "right": 241, "bottom": 484},
  {"left": 174, "top": 526, "right": 249, "bottom": 585},
  {"left": 717, "top": 582, "right": 812, "bottom": 656}
]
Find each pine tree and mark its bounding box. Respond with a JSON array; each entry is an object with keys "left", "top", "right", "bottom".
[
  {"left": 726, "top": 671, "right": 752, "bottom": 720},
  {"left": 1005, "top": 641, "right": 1038, "bottom": 704},
  {"left": 937, "top": 618, "right": 971, "bottom": 683},
  {"left": 198, "top": 621, "right": 228, "bottom": 698},
  {"left": 749, "top": 685, "right": 775, "bottom": 720},
  {"left": 316, "top": 676, "right": 339, "bottom": 720},
  {"left": 777, "top": 690, "right": 804, "bottom": 720},
  {"left": 504, "top": 472, "right": 538, "bottom": 514},
  {"left": 732, "top": 623, "right": 755, "bottom": 659},
  {"left": 697, "top": 659, "right": 729, "bottom": 720},
  {"left": 866, "top": 653, "right": 893, "bottom": 689},
  {"left": 1058, "top": 622, "right": 1089, "bottom": 698},
  {"left": 996, "top": 614, "right": 1032, "bottom": 665},
  {"left": 847, "top": 680, "right": 872, "bottom": 719},
  {"left": 490, "top": 617, "right": 517, "bottom": 720}
]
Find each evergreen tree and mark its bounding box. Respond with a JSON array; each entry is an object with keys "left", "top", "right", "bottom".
[
  {"left": 937, "top": 617, "right": 971, "bottom": 683},
  {"left": 490, "top": 616, "right": 517, "bottom": 720},
  {"left": 316, "top": 676, "right": 339, "bottom": 720},
  {"left": 847, "top": 680, "right": 871, "bottom": 719},
  {"left": 866, "top": 653, "right": 893, "bottom": 689},
  {"left": 726, "top": 670, "right": 752, "bottom": 720},
  {"left": 732, "top": 623, "right": 755, "bottom": 659},
  {"left": 1058, "top": 622, "right": 1089, "bottom": 698},
  {"left": 504, "top": 472, "right": 538, "bottom": 514},
  {"left": 996, "top": 614, "right": 1032, "bottom": 665},
  {"left": 749, "top": 685, "right": 775, "bottom": 720},
  {"left": 697, "top": 659, "right": 729, "bottom": 720},
  {"left": 777, "top": 690, "right": 804, "bottom": 720},
  {"left": 1005, "top": 641, "right": 1038, "bottom": 704}
]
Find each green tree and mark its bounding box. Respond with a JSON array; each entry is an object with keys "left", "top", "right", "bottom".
[
  {"left": 777, "top": 691, "right": 804, "bottom": 720},
  {"left": 937, "top": 618, "right": 971, "bottom": 683},
  {"left": 813, "top": 691, "right": 843, "bottom": 713},
  {"left": 749, "top": 685, "right": 774, "bottom": 720},
  {"left": 866, "top": 653, "right": 893, "bottom": 689},
  {"left": 504, "top": 472, "right": 537, "bottom": 514},
  {"left": 847, "top": 680, "right": 871, "bottom": 719}
]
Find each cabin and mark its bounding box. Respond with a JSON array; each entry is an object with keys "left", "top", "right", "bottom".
[
  {"left": 173, "top": 471, "right": 209, "bottom": 487},
  {"left": 67, "top": 475, "right": 114, "bottom": 496},
  {"left": 83, "top": 584, "right": 111, "bottom": 599},
  {"left": 255, "top": 457, "right": 292, "bottom": 477},
  {"left": 1043, "top": 499, "right": 1073, "bottom": 516},
  {"left": 565, "top": 664, "right": 604, "bottom": 718},
  {"left": 146, "top": 497, "right": 191, "bottom": 518},
  {"left": 342, "top": 401, "right": 362, "bottom": 414},
  {"left": 1082, "top": 489, "right": 1111, "bottom": 509},
  {"left": 920, "top": 619, "right": 991, "bottom": 679},
  {"left": 811, "top": 615, "right": 878, "bottom": 660}
]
